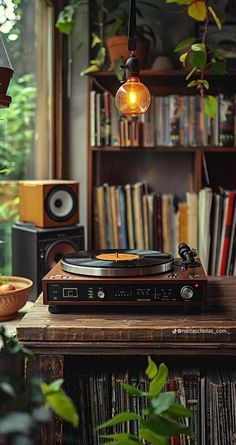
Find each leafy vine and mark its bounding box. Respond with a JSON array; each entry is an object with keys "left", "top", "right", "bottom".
[{"left": 168, "top": 0, "right": 227, "bottom": 117}]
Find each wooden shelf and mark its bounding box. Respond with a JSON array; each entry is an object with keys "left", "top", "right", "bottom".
[
  {"left": 90, "top": 146, "right": 236, "bottom": 153},
  {"left": 92, "top": 69, "right": 236, "bottom": 96}
]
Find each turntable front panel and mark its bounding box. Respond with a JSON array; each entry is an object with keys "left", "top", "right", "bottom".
[{"left": 42, "top": 261, "right": 207, "bottom": 308}]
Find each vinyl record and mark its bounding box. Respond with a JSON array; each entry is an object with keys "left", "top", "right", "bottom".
[{"left": 61, "top": 249, "right": 174, "bottom": 277}]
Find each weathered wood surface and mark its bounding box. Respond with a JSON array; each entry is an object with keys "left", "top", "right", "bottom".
[{"left": 16, "top": 277, "right": 236, "bottom": 350}]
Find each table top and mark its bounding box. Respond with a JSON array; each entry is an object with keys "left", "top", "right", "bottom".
[{"left": 15, "top": 277, "right": 236, "bottom": 355}]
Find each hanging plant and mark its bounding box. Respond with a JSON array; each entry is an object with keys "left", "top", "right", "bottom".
[{"left": 167, "top": 0, "right": 227, "bottom": 118}]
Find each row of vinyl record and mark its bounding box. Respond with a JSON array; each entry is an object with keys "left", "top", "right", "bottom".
[
  {"left": 94, "top": 183, "right": 236, "bottom": 275},
  {"left": 66, "top": 368, "right": 236, "bottom": 445},
  {"left": 90, "top": 91, "right": 236, "bottom": 148}
]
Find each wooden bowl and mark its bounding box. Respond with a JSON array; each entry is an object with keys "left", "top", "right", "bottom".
[{"left": 0, "top": 276, "right": 33, "bottom": 321}]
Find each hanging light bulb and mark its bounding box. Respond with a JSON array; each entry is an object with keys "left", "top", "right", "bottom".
[
  {"left": 115, "top": 74, "right": 151, "bottom": 117},
  {"left": 115, "top": 0, "right": 151, "bottom": 117}
]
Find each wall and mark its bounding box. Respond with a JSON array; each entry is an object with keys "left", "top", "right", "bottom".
[{"left": 67, "top": 2, "right": 89, "bottom": 246}]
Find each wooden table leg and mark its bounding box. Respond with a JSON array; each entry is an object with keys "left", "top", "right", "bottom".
[{"left": 25, "top": 354, "right": 64, "bottom": 445}]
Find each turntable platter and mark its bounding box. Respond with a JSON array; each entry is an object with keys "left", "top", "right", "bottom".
[{"left": 61, "top": 249, "right": 174, "bottom": 277}]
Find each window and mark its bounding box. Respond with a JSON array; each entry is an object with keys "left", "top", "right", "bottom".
[{"left": 0, "top": 0, "right": 56, "bottom": 275}]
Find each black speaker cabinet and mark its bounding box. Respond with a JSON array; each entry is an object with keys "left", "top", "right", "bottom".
[{"left": 12, "top": 222, "right": 84, "bottom": 301}]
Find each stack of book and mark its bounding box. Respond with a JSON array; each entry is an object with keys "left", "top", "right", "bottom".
[
  {"left": 94, "top": 182, "right": 197, "bottom": 257},
  {"left": 90, "top": 91, "right": 236, "bottom": 148},
  {"left": 94, "top": 183, "right": 236, "bottom": 276}
]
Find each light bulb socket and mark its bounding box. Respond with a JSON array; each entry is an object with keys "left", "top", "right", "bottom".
[{"left": 125, "top": 55, "right": 140, "bottom": 79}]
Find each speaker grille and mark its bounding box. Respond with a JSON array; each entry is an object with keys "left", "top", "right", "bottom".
[
  {"left": 45, "top": 240, "right": 78, "bottom": 269},
  {"left": 45, "top": 186, "right": 78, "bottom": 222}
]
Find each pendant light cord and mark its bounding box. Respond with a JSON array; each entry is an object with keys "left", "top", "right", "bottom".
[
  {"left": 0, "top": 33, "right": 13, "bottom": 70},
  {"left": 128, "top": 0, "right": 136, "bottom": 52}
]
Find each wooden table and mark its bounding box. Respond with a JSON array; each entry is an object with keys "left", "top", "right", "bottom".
[{"left": 16, "top": 276, "right": 236, "bottom": 444}]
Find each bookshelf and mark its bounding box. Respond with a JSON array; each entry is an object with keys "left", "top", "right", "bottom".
[
  {"left": 87, "top": 69, "right": 236, "bottom": 274},
  {"left": 16, "top": 282, "right": 236, "bottom": 445}
]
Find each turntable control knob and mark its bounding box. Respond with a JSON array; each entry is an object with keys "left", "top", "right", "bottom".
[
  {"left": 180, "top": 286, "right": 194, "bottom": 300},
  {"left": 97, "top": 290, "right": 105, "bottom": 299}
]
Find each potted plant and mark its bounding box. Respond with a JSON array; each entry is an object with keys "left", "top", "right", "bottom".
[
  {"left": 0, "top": 34, "right": 14, "bottom": 108},
  {"left": 56, "top": 0, "right": 158, "bottom": 78}
]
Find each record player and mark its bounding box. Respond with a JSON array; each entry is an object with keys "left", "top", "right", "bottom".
[{"left": 42, "top": 243, "right": 207, "bottom": 313}]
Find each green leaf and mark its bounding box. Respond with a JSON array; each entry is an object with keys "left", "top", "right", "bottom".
[
  {"left": 179, "top": 52, "right": 188, "bottom": 66},
  {"left": 0, "top": 382, "right": 15, "bottom": 398},
  {"left": 191, "top": 43, "right": 206, "bottom": 53},
  {"left": 188, "top": 1, "right": 207, "bottom": 21},
  {"left": 189, "top": 50, "right": 206, "bottom": 69},
  {"left": 81, "top": 65, "right": 100, "bottom": 76},
  {"left": 41, "top": 379, "right": 64, "bottom": 395},
  {"left": 0, "top": 412, "right": 33, "bottom": 435},
  {"left": 187, "top": 80, "right": 199, "bottom": 88},
  {"left": 165, "top": 403, "right": 193, "bottom": 418},
  {"left": 174, "top": 37, "right": 196, "bottom": 53},
  {"left": 100, "top": 433, "right": 138, "bottom": 440},
  {"left": 204, "top": 95, "right": 217, "bottom": 119},
  {"left": 32, "top": 406, "right": 51, "bottom": 424},
  {"left": 208, "top": 6, "right": 222, "bottom": 30},
  {"left": 55, "top": 5, "right": 76, "bottom": 35},
  {"left": 149, "top": 363, "right": 168, "bottom": 397},
  {"left": 100, "top": 433, "right": 141, "bottom": 444},
  {"left": 145, "top": 356, "right": 158, "bottom": 380},
  {"left": 141, "top": 416, "right": 193, "bottom": 437},
  {"left": 122, "top": 383, "right": 144, "bottom": 397},
  {"left": 211, "top": 59, "right": 227, "bottom": 75},
  {"left": 139, "top": 429, "right": 167, "bottom": 445},
  {"left": 97, "top": 412, "right": 141, "bottom": 430},
  {"left": 151, "top": 392, "right": 176, "bottom": 415},
  {"left": 91, "top": 32, "right": 102, "bottom": 48},
  {"left": 97, "top": 46, "right": 106, "bottom": 65},
  {"left": 44, "top": 389, "right": 79, "bottom": 427},
  {"left": 201, "top": 79, "right": 209, "bottom": 89}
]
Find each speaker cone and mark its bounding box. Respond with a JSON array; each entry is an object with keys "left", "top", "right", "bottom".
[
  {"left": 45, "top": 186, "right": 78, "bottom": 222},
  {"left": 45, "top": 240, "right": 77, "bottom": 269}
]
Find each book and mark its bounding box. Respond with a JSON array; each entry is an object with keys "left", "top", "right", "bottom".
[
  {"left": 94, "top": 185, "right": 107, "bottom": 249},
  {"left": 218, "top": 190, "right": 236, "bottom": 275},
  {"left": 186, "top": 191, "right": 198, "bottom": 249},
  {"left": 219, "top": 94, "right": 235, "bottom": 147},
  {"left": 198, "top": 187, "right": 213, "bottom": 273},
  {"left": 124, "top": 184, "right": 135, "bottom": 249},
  {"left": 132, "top": 182, "right": 145, "bottom": 249},
  {"left": 169, "top": 95, "right": 180, "bottom": 146}
]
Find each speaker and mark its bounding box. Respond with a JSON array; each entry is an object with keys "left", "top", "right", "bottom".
[
  {"left": 12, "top": 222, "right": 84, "bottom": 301},
  {"left": 19, "top": 180, "right": 79, "bottom": 228}
]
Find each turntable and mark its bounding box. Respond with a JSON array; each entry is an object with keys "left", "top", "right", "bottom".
[{"left": 42, "top": 244, "right": 207, "bottom": 313}]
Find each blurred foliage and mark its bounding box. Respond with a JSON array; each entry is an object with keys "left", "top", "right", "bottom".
[
  {"left": 0, "top": 326, "right": 79, "bottom": 445},
  {"left": 169, "top": 0, "right": 226, "bottom": 118},
  {"left": 0, "top": 73, "right": 36, "bottom": 179},
  {"left": 97, "top": 356, "right": 192, "bottom": 445}
]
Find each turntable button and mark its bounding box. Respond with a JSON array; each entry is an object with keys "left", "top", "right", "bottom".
[
  {"left": 97, "top": 291, "right": 105, "bottom": 299},
  {"left": 180, "top": 286, "right": 194, "bottom": 300}
]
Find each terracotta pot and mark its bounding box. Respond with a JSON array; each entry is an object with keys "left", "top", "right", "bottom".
[
  {"left": 0, "top": 66, "right": 13, "bottom": 108},
  {"left": 0, "top": 66, "right": 14, "bottom": 94},
  {"left": 106, "top": 35, "right": 150, "bottom": 69}
]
